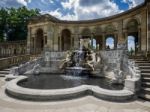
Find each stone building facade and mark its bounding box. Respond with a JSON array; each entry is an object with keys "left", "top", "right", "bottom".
[{"left": 26, "top": 0, "right": 149, "bottom": 54}]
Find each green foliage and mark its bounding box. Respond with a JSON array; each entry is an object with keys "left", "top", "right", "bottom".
[{"left": 0, "top": 6, "right": 40, "bottom": 42}]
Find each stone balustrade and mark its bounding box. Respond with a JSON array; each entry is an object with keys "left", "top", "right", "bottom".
[
  {"left": 128, "top": 59, "right": 141, "bottom": 79},
  {"left": 0, "top": 54, "right": 31, "bottom": 70},
  {"left": 0, "top": 40, "right": 27, "bottom": 58},
  {"left": 124, "top": 59, "right": 141, "bottom": 93}
]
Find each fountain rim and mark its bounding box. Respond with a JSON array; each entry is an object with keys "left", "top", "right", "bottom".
[{"left": 5, "top": 76, "right": 134, "bottom": 101}]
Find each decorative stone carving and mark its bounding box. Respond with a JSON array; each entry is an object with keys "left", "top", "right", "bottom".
[
  {"left": 33, "top": 64, "right": 41, "bottom": 75},
  {"left": 113, "top": 69, "right": 125, "bottom": 84},
  {"left": 9, "top": 67, "right": 19, "bottom": 76}
]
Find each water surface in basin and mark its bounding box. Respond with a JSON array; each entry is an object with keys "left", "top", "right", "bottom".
[{"left": 18, "top": 74, "right": 124, "bottom": 90}]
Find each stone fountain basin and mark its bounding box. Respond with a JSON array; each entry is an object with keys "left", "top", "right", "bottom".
[{"left": 5, "top": 76, "right": 134, "bottom": 101}]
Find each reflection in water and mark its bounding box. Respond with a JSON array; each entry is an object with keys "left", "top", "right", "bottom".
[{"left": 18, "top": 74, "right": 123, "bottom": 90}]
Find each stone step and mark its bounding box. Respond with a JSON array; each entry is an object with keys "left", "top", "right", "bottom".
[
  {"left": 135, "top": 59, "right": 148, "bottom": 61},
  {"left": 141, "top": 77, "right": 150, "bottom": 81},
  {"left": 3, "top": 68, "right": 11, "bottom": 71},
  {"left": 0, "top": 70, "right": 10, "bottom": 74},
  {"left": 141, "top": 73, "right": 150, "bottom": 77},
  {"left": 135, "top": 60, "right": 150, "bottom": 63},
  {"left": 139, "top": 66, "right": 150, "bottom": 69},
  {"left": 142, "top": 82, "right": 150, "bottom": 88},
  {"left": 0, "top": 68, "right": 11, "bottom": 77},
  {"left": 0, "top": 74, "right": 6, "bottom": 77},
  {"left": 137, "top": 63, "right": 150, "bottom": 66},
  {"left": 139, "top": 94, "right": 150, "bottom": 101},
  {"left": 135, "top": 61, "right": 150, "bottom": 63},
  {"left": 141, "top": 88, "right": 150, "bottom": 94},
  {"left": 141, "top": 69, "right": 150, "bottom": 73},
  {"left": 130, "top": 56, "right": 145, "bottom": 59}
]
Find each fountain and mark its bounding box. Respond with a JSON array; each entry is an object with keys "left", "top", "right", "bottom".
[
  {"left": 60, "top": 48, "right": 95, "bottom": 75},
  {"left": 5, "top": 39, "right": 139, "bottom": 102},
  {"left": 59, "top": 38, "right": 101, "bottom": 76}
]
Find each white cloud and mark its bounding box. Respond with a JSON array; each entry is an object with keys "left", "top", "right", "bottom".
[
  {"left": 41, "top": 0, "right": 54, "bottom": 5},
  {"left": 41, "top": 9, "right": 77, "bottom": 20},
  {"left": 122, "top": 0, "right": 144, "bottom": 8},
  {"left": 60, "top": 0, "right": 122, "bottom": 20},
  {"left": 1, "top": 0, "right": 144, "bottom": 20},
  {"left": 0, "top": 0, "right": 24, "bottom": 8},
  {"left": 49, "top": 0, "right": 54, "bottom": 4},
  {"left": 16, "top": 0, "right": 30, "bottom": 6},
  {"left": 61, "top": 0, "right": 75, "bottom": 10}
]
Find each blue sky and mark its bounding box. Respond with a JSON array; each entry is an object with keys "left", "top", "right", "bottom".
[
  {"left": 106, "top": 37, "right": 114, "bottom": 49},
  {"left": 128, "top": 36, "right": 135, "bottom": 51},
  {"left": 0, "top": 0, "right": 144, "bottom": 20}
]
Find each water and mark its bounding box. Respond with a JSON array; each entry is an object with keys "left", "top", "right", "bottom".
[{"left": 18, "top": 74, "right": 124, "bottom": 90}]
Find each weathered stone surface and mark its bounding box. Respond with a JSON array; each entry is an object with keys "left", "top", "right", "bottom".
[{"left": 6, "top": 76, "right": 134, "bottom": 101}]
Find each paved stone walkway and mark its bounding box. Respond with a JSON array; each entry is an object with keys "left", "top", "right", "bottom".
[{"left": 0, "top": 78, "right": 150, "bottom": 112}]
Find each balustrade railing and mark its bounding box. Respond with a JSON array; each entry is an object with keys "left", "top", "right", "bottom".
[
  {"left": 0, "top": 54, "right": 31, "bottom": 70},
  {"left": 128, "top": 59, "right": 141, "bottom": 79}
]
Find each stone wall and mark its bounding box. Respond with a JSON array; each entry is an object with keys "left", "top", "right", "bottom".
[{"left": 99, "top": 50, "right": 125, "bottom": 70}]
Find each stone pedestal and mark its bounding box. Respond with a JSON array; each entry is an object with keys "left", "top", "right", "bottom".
[{"left": 125, "top": 78, "right": 141, "bottom": 93}]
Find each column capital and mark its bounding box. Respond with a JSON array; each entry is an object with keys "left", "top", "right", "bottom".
[{"left": 123, "top": 29, "right": 127, "bottom": 33}]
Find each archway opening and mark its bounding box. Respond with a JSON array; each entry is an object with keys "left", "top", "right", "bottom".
[
  {"left": 61, "top": 29, "right": 71, "bottom": 51},
  {"left": 126, "top": 19, "right": 139, "bottom": 53},
  {"left": 127, "top": 33, "right": 138, "bottom": 54},
  {"left": 128, "top": 36, "right": 136, "bottom": 55},
  {"left": 36, "top": 29, "right": 44, "bottom": 54},
  {"left": 94, "top": 36, "right": 102, "bottom": 50},
  {"left": 105, "top": 37, "right": 115, "bottom": 50}
]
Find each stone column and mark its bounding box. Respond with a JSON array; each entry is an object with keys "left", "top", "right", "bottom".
[
  {"left": 59, "top": 34, "right": 62, "bottom": 51},
  {"left": 118, "top": 20, "right": 126, "bottom": 46},
  {"left": 141, "top": 11, "right": 147, "bottom": 52},
  {"left": 27, "top": 27, "right": 31, "bottom": 54},
  {"left": 33, "top": 36, "right": 36, "bottom": 54},
  {"left": 138, "top": 26, "right": 141, "bottom": 51},
  {"left": 30, "top": 37, "right": 34, "bottom": 54},
  {"left": 74, "top": 34, "right": 80, "bottom": 49},
  {"left": 46, "top": 25, "right": 54, "bottom": 51},
  {"left": 114, "top": 33, "right": 118, "bottom": 49},
  {"left": 123, "top": 29, "right": 128, "bottom": 47},
  {"left": 53, "top": 26, "right": 59, "bottom": 51},
  {"left": 71, "top": 34, "right": 74, "bottom": 49},
  {"left": 147, "top": 2, "right": 150, "bottom": 51},
  {"left": 91, "top": 33, "right": 94, "bottom": 49},
  {"left": 102, "top": 33, "right": 105, "bottom": 50},
  {"left": 70, "top": 34, "right": 73, "bottom": 49}
]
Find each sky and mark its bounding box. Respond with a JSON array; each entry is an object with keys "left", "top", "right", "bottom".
[
  {"left": 128, "top": 36, "right": 135, "bottom": 51},
  {"left": 106, "top": 37, "right": 114, "bottom": 49},
  {"left": 0, "top": 0, "right": 144, "bottom": 20}
]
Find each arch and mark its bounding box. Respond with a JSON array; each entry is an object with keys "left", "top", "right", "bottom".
[
  {"left": 93, "top": 26, "right": 102, "bottom": 35},
  {"left": 61, "top": 29, "right": 71, "bottom": 51},
  {"left": 126, "top": 19, "right": 140, "bottom": 52},
  {"left": 126, "top": 19, "right": 139, "bottom": 32},
  {"left": 105, "top": 36, "right": 115, "bottom": 50},
  {"left": 125, "top": 18, "right": 140, "bottom": 28},
  {"left": 81, "top": 28, "right": 91, "bottom": 38},
  {"left": 35, "top": 28, "right": 44, "bottom": 54},
  {"left": 105, "top": 24, "right": 116, "bottom": 33}
]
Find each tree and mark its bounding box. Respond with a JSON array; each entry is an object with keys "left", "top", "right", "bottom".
[
  {"left": 0, "top": 6, "right": 40, "bottom": 42},
  {"left": 0, "top": 8, "right": 8, "bottom": 41}
]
